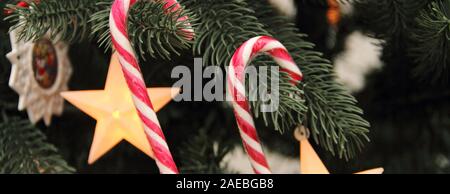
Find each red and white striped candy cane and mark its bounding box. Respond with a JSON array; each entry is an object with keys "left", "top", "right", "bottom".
[
  {"left": 109, "top": 0, "right": 192, "bottom": 174},
  {"left": 228, "top": 36, "right": 303, "bottom": 174}
]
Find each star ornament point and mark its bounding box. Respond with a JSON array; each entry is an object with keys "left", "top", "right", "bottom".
[
  {"left": 61, "top": 52, "right": 180, "bottom": 164},
  {"left": 294, "top": 126, "right": 384, "bottom": 174}
]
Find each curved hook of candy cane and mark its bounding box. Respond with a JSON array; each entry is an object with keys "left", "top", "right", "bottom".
[
  {"left": 227, "top": 36, "right": 303, "bottom": 174},
  {"left": 160, "top": 0, "right": 195, "bottom": 40},
  {"left": 110, "top": 0, "right": 193, "bottom": 174}
]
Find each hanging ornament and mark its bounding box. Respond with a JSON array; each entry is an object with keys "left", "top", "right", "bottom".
[
  {"left": 227, "top": 36, "right": 303, "bottom": 174},
  {"left": 109, "top": 0, "right": 193, "bottom": 174},
  {"left": 327, "top": 0, "right": 340, "bottom": 28},
  {"left": 61, "top": 52, "right": 180, "bottom": 164},
  {"left": 326, "top": 0, "right": 341, "bottom": 49},
  {"left": 6, "top": 27, "right": 72, "bottom": 126},
  {"left": 294, "top": 126, "right": 384, "bottom": 174}
]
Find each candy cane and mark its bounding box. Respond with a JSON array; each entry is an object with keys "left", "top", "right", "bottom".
[
  {"left": 109, "top": 0, "right": 192, "bottom": 174},
  {"left": 228, "top": 36, "right": 303, "bottom": 174}
]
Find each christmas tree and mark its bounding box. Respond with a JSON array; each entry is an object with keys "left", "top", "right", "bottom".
[{"left": 0, "top": 0, "right": 448, "bottom": 174}]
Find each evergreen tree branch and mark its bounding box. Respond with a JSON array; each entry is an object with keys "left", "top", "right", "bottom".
[
  {"left": 5, "top": 0, "right": 99, "bottom": 43},
  {"left": 0, "top": 116, "right": 75, "bottom": 174},
  {"left": 183, "top": 0, "right": 268, "bottom": 66},
  {"left": 179, "top": 128, "right": 231, "bottom": 174},
  {"left": 91, "top": 0, "right": 196, "bottom": 60},
  {"left": 183, "top": 0, "right": 307, "bottom": 134},
  {"left": 354, "top": 0, "right": 450, "bottom": 83},
  {"left": 5, "top": 0, "right": 196, "bottom": 61},
  {"left": 410, "top": 0, "right": 450, "bottom": 82},
  {"left": 249, "top": 0, "right": 370, "bottom": 159},
  {"left": 354, "top": 0, "right": 428, "bottom": 44}
]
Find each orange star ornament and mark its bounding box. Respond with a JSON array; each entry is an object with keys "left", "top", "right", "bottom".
[
  {"left": 294, "top": 126, "right": 384, "bottom": 174},
  {"left": 61, "top": 52, "right": 180, "bottom": 164}
]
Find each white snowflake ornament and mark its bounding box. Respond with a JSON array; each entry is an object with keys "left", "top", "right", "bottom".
[{"left": 6, "top": 28, "right": 72, "bottom": 126}]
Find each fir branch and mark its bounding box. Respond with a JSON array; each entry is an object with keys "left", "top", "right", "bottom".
[
  {"left": 179, "top": 128, "right": 231, "bottom": 174},
  {"left": 183, "top": 0, "right": 268, "bottom": 66},
  {"left": 91, "top": 0, "right": 196, "bottom": 60},
  {"left": 5, "top": 0, "right": 99, "bottom": 43},
  {"left": 410, "top": 0, "right": 450, "bottom": 83},
  {"left": 249, "top": 60, "right": 307, "bottom": 134},
  {"left": 354, "top": 0, "right": 428, "bottom": 51},
  {"left": 249, "top": 0, "right": 370, "bottom": 159},
  {"left": 183, "top": 0, "right": 307, "bottom": 134},
  {"left": 0, "top": 116, "right": 75, "bottom": 174},
  {"left": 6, "top": 0, "right": 196, "bottom": 61},
  {"left": 354, "top": 0, "right": 450, "bottom": 83}
]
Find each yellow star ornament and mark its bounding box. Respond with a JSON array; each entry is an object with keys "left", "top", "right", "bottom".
[
  {"left": 61, "top": 52, "right": 180, "bottom": 164},
  {"left": 294, "top": 126, "right": 384, "bottom": 174}
]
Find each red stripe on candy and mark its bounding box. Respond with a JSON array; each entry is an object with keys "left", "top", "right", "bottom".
[
  {"left": 111, "top": 1, "right": 128, "bottom": 37},
  {"left": 136, "top": 111, "right": 166, "bottom": 139},
  {"left": 144, "top": 134, "right": 178, "bottom": 173},
  {"left": 235, "top": 114, "right": 259, "bottom": 141},
  {"left": 111, "top": 38, "right": 141, "bottom": 70},
  {"left": 252, "top": 36, "right": 274, "bottom": 54}
]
